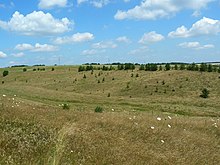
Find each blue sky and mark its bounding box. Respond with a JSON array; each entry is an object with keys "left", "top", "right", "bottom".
[{"left": 0, "top": 0, "right": 220, "bottom": 67}]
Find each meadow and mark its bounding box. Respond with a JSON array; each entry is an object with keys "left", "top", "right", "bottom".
[{"left": 0, "top": 65, "right": 220, "bottom": 165}]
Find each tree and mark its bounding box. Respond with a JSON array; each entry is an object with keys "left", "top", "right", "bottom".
[
  {"left": 180, "top": 64, "right": 185, "bottom": 70},
  {"left": 78, "top": 65, "right": 85, "bottom": 72},
  {"left": 139, "top": 64, "right": 145, "bottom": 70},
  {"left": 207, "top": 64, "right": 213, "bottom": 72},
  {"left": 165, "top": 63, "right": 171, "bottom": 71},
  {"left": 23, "top": 68, "right": 27, "bottom": 72},
  {"left": 200, "top": 63, "right": 207, "bottom": 72},
  {"left": 174, "top": 64, "right": 178, "bottom": 70},
  {"left": 3, "top": 70, "right": 9, "bottom": 77},
  {"left": 200, "top": 88, "right": 209, "bottom": 98}
]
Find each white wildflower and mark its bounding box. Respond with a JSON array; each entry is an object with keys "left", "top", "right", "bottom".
[
  {"left": 161, "top": 140, "right": 165, "bottom": 143},
  {"left": 168, "top": 116, "right": 172, "bottom": 120},
  {"left": 14, "top": 95, "right": 16, "bottom": 97},
  {"left": 3, "top": 94, "right": 6, "bottom": 97},
  {"left": 157, "top": 117, "right": 162, "bottom": 121},
  {"left": 150, "top": 126, "right": 155, "bottom": 130},
  {"left": 168, "top": 124, "right": 171, "bottom": 128},
  {"left": 112, "top": 108, "right": 114, "bottom": 111}
]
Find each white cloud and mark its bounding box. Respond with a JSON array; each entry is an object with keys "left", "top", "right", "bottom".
[
  {"left": 54, "top": 32, "right": 94, "bottom": 44},
  {"left": 15, "top": 43, "right": 58, "bottom": 52},
  {"left": 92, "top": 41, "right": 117, "bottom": 49},
  {"left": 179, "top": 42, "right": 215, "bottom": 50},
  {"left": 128, "top": 46, "right": 149, "bottom": 55},
  {"left": 12, "top": 52, "right": 25, "bottom": 57},
  {"left": 139, "top": 31, "right": 164, "bottom": 44},
  {"left": 0, "top": 51, "right": 7, "bottom": 58},
  {"left": 168, "top": 17, "right": 220, "bottom": 38},
  {"left": 15, "top": 44, "right": 34, "bottom": 51},
  {"left": 82, "top": 49, "right": 106, "bottom": 55},
  {"left": 192, "top": 10, "right": 201, "bottom": 17},
  {"left": 114, "top": 0, "right": 214, "bottom": 20},
  {"left": 0, "top": 11, "right": 71, "bottom": 36},
  {"left": 38, "top": 0, "right": 67, "bottom": 9},
  {"left": 116, "top": 36, "right": 131, "bottom": 43},
  {"left": 77, "top": 0, "right": 110, "bottom": 8}
]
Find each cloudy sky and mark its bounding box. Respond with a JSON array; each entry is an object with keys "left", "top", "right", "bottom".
[{"left": 0, "top": 0, "right": 220, "bottom": 67}]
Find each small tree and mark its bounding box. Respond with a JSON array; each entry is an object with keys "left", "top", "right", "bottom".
[
  {"left": 23, "top": 68, "right": 27, "bottom": 72},
  {"left": 200, "top": 88, "right": 209, "bottom": 98},
  {"left": 95, "top": 106, "right": 103, "bottom": 113},
  {"left": 165, "top": 63, "right": 171, "bottom": 71},
  {"left": 3, "top": 70, "right": 9, "bottom": 77}
]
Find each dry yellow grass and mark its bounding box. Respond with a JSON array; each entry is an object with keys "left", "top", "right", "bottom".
[{"left": 0, "top": 66, "right": 220, "bottom": 164}]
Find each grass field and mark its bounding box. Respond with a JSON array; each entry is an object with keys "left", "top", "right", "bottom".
[{"left": 0, "top": 66, "right": 220, "bottom": 164}]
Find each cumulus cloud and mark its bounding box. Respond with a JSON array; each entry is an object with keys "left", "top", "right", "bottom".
[
  {"left": 82, "top": 49, "right": 106, "bottom": 55},
  {"left": 77, "top": 0, "right": 110, "bottom": 8},
  {"left": 139, "top": 31, "right": 164, "bottom": 44},
  {"left": 114, "top": 0, "right": 214, "bottom": 20},
  {"left": 38, "top": 0, "right": 67, "bottom": 9},
  {"left": 15, "top": 43, "right": 58, "bottom": 52},
  {"left": 168, "top": 17, "right": 220, "bottom": 38},
  {"left": 92, "top": 41, "right": 117, "bottom": 49},
  {"left": 178, "top": 42, "right": 215, "bottom": 50},
  {"left": 116, "top": 36, "right": 131, "bottom": 43},
  {"left": 0, "top": 11, "right": 71, "bottom": 36},
  {"left": 12, "top": 52, "right": 25, "bottom": 57},
  {"left": 0, "top": 51, "right": 7, "bottom": 58},
  {"left": 54, "top": 32, "right": 94, "bottom": 44}
]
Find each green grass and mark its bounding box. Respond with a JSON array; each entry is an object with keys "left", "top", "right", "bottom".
[{"left": 0, "top": 66, "right": 220, "bottom": 164}]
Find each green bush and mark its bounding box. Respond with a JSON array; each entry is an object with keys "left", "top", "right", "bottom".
[
  {"left": 62, "top": 103, "right": 70, "bottom": 110},
  {"left": 3, "top": 70, "right": 9, "bottom": 77},
  {"left": 51, "top": 67, "right": 55, "bottom": 71},
  {"left": 200, "top": 88, "right": 209, "bottom": 98},
  {"left": 23, "top": 68, "right": 27, "bottom": 72},
  {"left": 95, "top": 106, "right": 103, "bottom": 113}
]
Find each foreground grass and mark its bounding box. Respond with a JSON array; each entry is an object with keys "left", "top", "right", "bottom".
[{"left": 0, "top": 66, "right": 220, "bottom": 164}]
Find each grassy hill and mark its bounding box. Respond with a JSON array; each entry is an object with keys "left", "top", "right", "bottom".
[{"left": 0, "top": 66, "right": 220, "bottom": 164}]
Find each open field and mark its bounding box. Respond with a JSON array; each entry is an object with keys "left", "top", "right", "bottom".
[{"left": 0, "top": 66, "right": 220, "bottom": 164}]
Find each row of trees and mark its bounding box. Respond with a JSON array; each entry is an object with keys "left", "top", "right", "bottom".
[
  {"left": 78, "top": 65, "right": 116, "bottom": 72},
  {"left": 78, "top": 63, "right": 220, "bottom": 73}
]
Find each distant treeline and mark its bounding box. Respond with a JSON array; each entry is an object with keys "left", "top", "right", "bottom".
[
  {"left": 78, "top": 62, "right": 220, "bottom": 73},
  {"left": 11, "top": 64, "right": 45, "bottom": 68}
]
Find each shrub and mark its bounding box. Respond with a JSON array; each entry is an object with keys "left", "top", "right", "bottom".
[
  {"left": 83, "top": 74, "right": 86, "bottom": 79},
  {"left": 23, "top": 68, "right": 27, "bottom": 72},
  {"left": 33, "top": 68, "right": 36, "bottom": 71},
  {"left": 95, "top": 106, "right": 103, "bottom": 113},
  {"left": 200, "top": 88, "right": 209, "bottom": 98},
  {"left": 3, "top": 70, "right": 9, "bottom": 77},
  {"left": 62, "top": 103, "right": 70, "bottom": 110},
  {"left": 165, "top": 63, "right": 171, "bottom": 71},
  {"left": 51, "top": 67, "right": 55, "bottom": 71},
  {"left": 107, "top": 93, "right": 110, "bottom": 97}
]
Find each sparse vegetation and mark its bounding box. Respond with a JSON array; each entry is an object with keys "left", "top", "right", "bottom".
[{"left": 0, "top": 64, "right": 219, "bottom": 164}]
